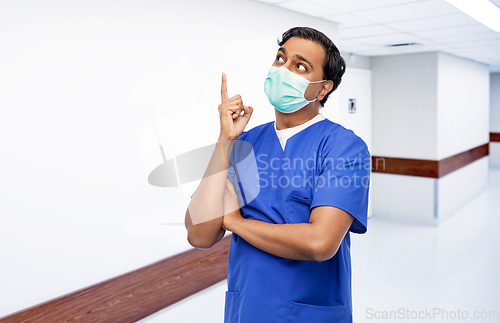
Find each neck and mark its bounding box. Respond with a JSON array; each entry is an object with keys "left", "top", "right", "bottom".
[{"left": 274, "top": 102, "right": 321, "bottom": 130}]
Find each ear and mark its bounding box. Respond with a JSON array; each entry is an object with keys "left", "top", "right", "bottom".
[{"left": 317, "top": 80, "right": 334, "bottom": 101}]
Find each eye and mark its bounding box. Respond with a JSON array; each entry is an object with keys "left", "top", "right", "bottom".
[
  {"left": 297, "top": 64, "right": 307, "bottom": 71},
  {"left": 276, "top": 55, "right": 285, "bottom": 63}
]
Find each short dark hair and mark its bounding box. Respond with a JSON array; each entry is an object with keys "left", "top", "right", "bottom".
[{"left": 278, "top": 27, "right": 346, "bottom": 107}]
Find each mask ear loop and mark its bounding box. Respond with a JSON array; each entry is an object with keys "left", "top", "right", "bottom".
[{"left": 307, "top": 79, "right": 327, "bottom": 103}]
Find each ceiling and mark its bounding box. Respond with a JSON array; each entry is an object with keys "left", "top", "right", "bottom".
[{"left": 255, "top": 0, "right": 500, "bottom": 72}]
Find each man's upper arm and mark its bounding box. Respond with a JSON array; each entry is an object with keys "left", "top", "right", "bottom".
[
  {"left": 309, "top": 132, "right": 371, "bottom": 234},
  {"left": 309, "top": 206, "right": 354, "bottom": 262}
]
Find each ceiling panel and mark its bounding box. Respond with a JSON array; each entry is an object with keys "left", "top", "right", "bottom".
[
  {"left": 323, "top": 13, "right": 374, "bottom": 28},
  {"left": 473, "top": 44, "right": 500, "bottom": 53},
  {"left": 335, "top": 39, "right": 368, "bottom": 48},
  {"left": 450, "top": 38, "right": 500, "bottom": 49},
  {"left": 411, "top": 24, "right": 492, "bottom": 38},
  {"left": 340, "top": 44, "right": 382, "bottom": 52},
  {"left": 441, "top": 48, "right": 473, "bottom": 57},
  {"left": 251, "top": 0, "right": 500, "bottom": 71},
  {"left": 433, "top": 32, "right": 500, "bottom": 44},
  {"left": 351, "top": 0, "right": 460, "bottom": 24},
  {"left": 276, "top": 0, "right": 339, "bottom": 17},
  {"left": 389, "top": 44, "right": 450, "bottom": 53},
  {"left": 339, "top": 25, "right": 399, "bottom": 39},
  {"left": 344, "top": 33, "right": 425, "bottom": 46},
  {"left": 308, "top": 0, "right": 424, "bottom": 13},
  {"left": 353, "top": 48, "right": 400, "bottom": 56},
  {"left": 456, "top": 51, "right": 495, "bottom": 64},
  {"left": 442, "top": 49, "right": 500, "bottom": 66},
  {"left": 385, "top": 13, "right": 477, "bottom": 32}
]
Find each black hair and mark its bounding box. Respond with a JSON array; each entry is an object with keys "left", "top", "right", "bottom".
[{"left": 278, "top": 26, "right": 346, "bottom": 107}]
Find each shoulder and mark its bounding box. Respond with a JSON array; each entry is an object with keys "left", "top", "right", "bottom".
[{"left": 318, "top": 119, "right": 370, "bottom": 156}]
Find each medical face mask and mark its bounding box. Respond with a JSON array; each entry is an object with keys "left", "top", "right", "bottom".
[{"left": 264, "top": 65, "right": 326, "bottom": 114}]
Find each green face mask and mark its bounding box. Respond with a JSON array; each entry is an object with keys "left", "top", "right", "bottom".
[{"left": 264, "top": 66, "right": 326, "bottom": 114}]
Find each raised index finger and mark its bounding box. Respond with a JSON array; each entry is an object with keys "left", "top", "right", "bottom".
[{"left": 221, "top": 72, "right": 228, "bottom": 103}]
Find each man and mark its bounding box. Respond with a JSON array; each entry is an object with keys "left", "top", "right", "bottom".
[{"left": 185, "top": 26, "right": 370, "bottom": 323}]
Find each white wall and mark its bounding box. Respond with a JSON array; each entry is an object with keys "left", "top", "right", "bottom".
[
  {"left": 437, "top": 157, "right": 489, "bottom": 223},
  {"left": 491, "top": 144, "right": 500, "bottom": 168},
  {"left": 331, "top": 67, "right": 373, "bottom": 219},
  {"left": 370, "top": 51, "right": 490, "bottom": 225},
  {"left": 435, "top": 53, "right": 490, "bottom": 222},
  {"left": 341, "top": 51, "right": 371, "bottom": 70},
  {"left": 0, "top": 0, "right": 341, "bottom": 318},
  {"left": 491, "top": 73, "right": 500, "bottom": 167},
  {"left": 371, "top": 52, "right": 439, "bottom": 159},
  {"left": 437, "top": 53, "right": 490, "bottom": 160},
  {"left": 334, "top": 68, "right": 372, "bottom": 150},
  {"left": 371, "top": 173, "right": 436, "bottom": 224},
  {"left": 491, "top": 73, "right": 500, "bottom": 132}
]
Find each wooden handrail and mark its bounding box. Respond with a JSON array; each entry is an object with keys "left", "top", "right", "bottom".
[
  {"left": 372, "top": 143, "right": 489, "bottom": 178},
  {"left": 0, "top": 236, "right": 231, "bottom": 323}
]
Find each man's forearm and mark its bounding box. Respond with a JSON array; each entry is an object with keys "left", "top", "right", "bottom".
[
  {"left": 230, "top": 217, "right": 322, "bottom": 261},
  {"left": 185, "top": 138, "right": 235, "bottom": 248}
]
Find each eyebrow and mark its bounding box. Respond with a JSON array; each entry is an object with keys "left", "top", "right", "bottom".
[{"left": 278, "top": 47, "right": 314, "bottom": 70}]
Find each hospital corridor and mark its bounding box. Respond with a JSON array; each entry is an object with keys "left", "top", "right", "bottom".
[{"left": 1, "top": 0, "right": 499, "bottom": 322}]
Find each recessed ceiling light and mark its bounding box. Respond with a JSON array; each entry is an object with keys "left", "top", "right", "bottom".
[
  {"left": 444, "top": 0, "right": 500, "bottom": 33},
  {"left": 385, "top": 43, "right": 422, "bottom": 47}
]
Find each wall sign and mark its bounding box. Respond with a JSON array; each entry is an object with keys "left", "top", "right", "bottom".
[{"left": 348, "top": 98, "right": 356, "bottom": 114}]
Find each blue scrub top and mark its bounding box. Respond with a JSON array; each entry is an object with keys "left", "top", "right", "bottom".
[{"left": 224, "top": 118, "right": 371, "bottom": 323}]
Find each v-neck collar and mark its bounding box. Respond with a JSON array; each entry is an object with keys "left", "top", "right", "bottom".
[
  {"left": 273, "top": 114, "right": 326, "bottom": 152},
  {"left": 270, "top": 117, "right": 327, "bottom": 154}
]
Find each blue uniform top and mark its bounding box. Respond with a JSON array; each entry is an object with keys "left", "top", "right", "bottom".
[{"left": 224, "top": 118, "right": 371, "bottom": 323}]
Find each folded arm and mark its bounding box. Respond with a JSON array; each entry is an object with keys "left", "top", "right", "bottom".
[
  {"left": 223, "top": 188, "right": 354, "bottom": 262},
  {"left": 185, "top": 139, "right": 235, "bottom": 249}
]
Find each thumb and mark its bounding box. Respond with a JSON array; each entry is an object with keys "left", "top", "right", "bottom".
[{"left": 245, "top": 105, "right": 253, "bottom": 116}]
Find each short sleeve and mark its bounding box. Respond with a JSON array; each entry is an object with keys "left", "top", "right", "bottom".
[{"left": 310, "top": 133, "right": 371, "bottom": 234}]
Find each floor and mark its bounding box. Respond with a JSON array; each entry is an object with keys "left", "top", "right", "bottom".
[
  {"left": 350, "top": 167, "right": 500, "bottom": 322},
  {"left": 139, "top": 167, "right": 500, "bottom": 323}
]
